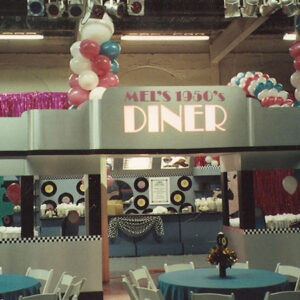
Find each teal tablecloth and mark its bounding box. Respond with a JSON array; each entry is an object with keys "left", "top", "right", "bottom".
[
  {"left": 0, "top": 274, "right": 41, "bottom": 300},
  {"left": 157, "top": 268, "right": 289, "bottom": 300}
]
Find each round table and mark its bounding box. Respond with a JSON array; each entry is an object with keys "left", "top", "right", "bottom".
[
  {"left": 157, "top": 268, "right": 289, "bottom": 300},
  {"left": 0, "top": 274, "right": 41, "bottom": 300}
]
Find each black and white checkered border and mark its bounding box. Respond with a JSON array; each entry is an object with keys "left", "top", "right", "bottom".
[
  {"left": 0, "top": 235, "right": 101, "bottom": 244},
  {"left": 245, "top": 228, "right": 300, "bottom": 235},
  {"left": 39, "top": 175, "right": 83, "bottom": 180}
]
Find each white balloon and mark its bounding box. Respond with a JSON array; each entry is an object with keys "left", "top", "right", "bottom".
[
  {"left": 282, "top": 176, "right": 298, "bottom": 195},
  {"left": 69, "top": 56, "right": 91, "bottom": 74},
  {"left": 290, "top": 71, "right": 300, "bottom": 88},
  {"left": 258, "top": 90, "right": 268, "bottom": 100},
  {"left": 278, "top": 90, "right": 289, "bottom": 100},
  {"left": 294, "top": 88, "right": 300, "bottom": 102},
  {"left": 205, "top": 156, "right": 212, "bottom": 163},
  {"left": 70, "top": 41, "right": 81, "bottom": 57},
  {"left": 211, "top": 160, "right": 219, "bottom": 167},
  {"left": 78, "top": 70, "right": 99, "bottom": 90},
  {"left": 267, "top": 88, "right": 279, "bottom": 97},
  {"left": 89, "top": 87, "right": 107, "bottom": 101}
]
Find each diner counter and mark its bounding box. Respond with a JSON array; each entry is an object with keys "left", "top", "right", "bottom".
[
  {"left": 157, "top": 268, "right": 289, "bottom": 300},
  {"left": 108, "top": 212, "right": 222, "bottom": 257}
]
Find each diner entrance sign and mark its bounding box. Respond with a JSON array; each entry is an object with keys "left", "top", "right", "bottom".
[{"left": 99, "top": 86, "right": 250, "bottom": 150}]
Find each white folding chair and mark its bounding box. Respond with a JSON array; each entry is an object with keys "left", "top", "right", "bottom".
[
  {"left": 275, "top": 263, "right": 300, "bottom": 291},
  {"left": 122, "top": 276, "right": 139, "bottom": 300},
  {"left": 264, "top": 291, "right": 300, "bottom": 300},
  {"left": 232, "top": 261, "right": 249, "bottom": 269},
  {"left": 128, "top": 266, "right": 156, "bottom": 290},
  {"left": 61, "top": 277, "right": 86, "bottom": 300},
  {"left": 190, "top": 292, "right": 235, "bottom": 300},
  {"left": 18, "top": 293, "right": 59, "bottom": 300},
  {"left": 26, "top": 267, "right": 54, "bottom": 294},
  {"left": 53, "top": 272, "right": 77, "bottom": 296},
  {"left": 164, "top": 261, "right": 195, "bottom": 273},
  {"left": 136, "top": 286, "right": 165, "bottom": 300}
]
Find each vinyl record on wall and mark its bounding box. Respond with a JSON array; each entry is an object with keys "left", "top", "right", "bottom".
[
  {"left": 167, "top": 207, "right": 178, "bottom": 214},
  {"left": 143, "top": 208, "right": 153, "bottom": 214},
  {"left": 58, "top": 193, "right": 74, "bottom": 204},
  {"left": 41, "top": 181, "right": 57, "bottom": 197},
  {"left": 134, "top": 177, "right": 149, "bottom": 192},
  {"left": 170, "top": 191, "right": 185, "bottom": 205},
  {"left": 179, "top": 203, "right": 195, "bottom": 213},
  {"left": 2, "top": 215, "right": 13, "bottom": 226},
  {"left": 126, "top": 209, "right": 139, "bottom": 214},
  {"left": 177, "top": 176, "right": 192, "bottom": 191},
  {"left": 76, "top": 180, "right": 85, "bottom": 195},
  {"left": 76, "top": 198, "right": 85, "bottom": 205},
  {"left": 134, "top": 195, "right": 149, "bottom": 210},
  {"left": 42, "top": 200, "right": 57, "bottom": 211}
]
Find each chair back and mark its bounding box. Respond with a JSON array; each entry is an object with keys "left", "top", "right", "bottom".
[
  {"left": 275, "top": 263, "right": 300, "bottom": 291},
  {"left": 232, "top": 261, "right": 249, "bottom": 269},
  {"left": 164, "top": 261, "right": 195, "bottom": 273},
  {"left": 190, "top": 292, "right": 235, "bottom": 300},
  {"left": 122, "top": 276, "right": 139, "bottom": 300},
  {"left": 26, "top": 267, "right": 54, "bottom": 294},
  {"left": 18, "top": 293, "right": 59, "bottom": 300},
  {"left": 264, "top": 291, "right": 300, "bottom": 300},
  {"left": 53, "top": 272, "right": 77, "bottom": 294},
  {"left": 61, "top": 277, "right": 86, "bottom": 300},
  {"left": 136, "top": 286, "right": 164, "bottom": 300},
  {"left": 128, "top": 266, "right": 156, "bottom": 289}
]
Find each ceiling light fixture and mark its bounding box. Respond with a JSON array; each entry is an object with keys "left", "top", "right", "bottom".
[
  {"left": 27, "top": 0, "right": 45, "bottom": 16},
  {"left": 0, "top": 33, "right": 44, "bottom": 40},
  {"left": 68, "top": 0, "right": 84, "bottom": 18},
  {"left": 259, "top": 0, "right": 281, "bottom": 16},
  {"left": 224, "top": 0, "right": 241, "bottom": 18},
  {"left": 121, "top": 35, "right": 210, "bottom": 41},
  {"left": 104, "top": 0, "right": 126, "bottom": 18},
  {"left": 283, "top": 33, "right": 296, "bottom": 40},
  {"left": 241, "top": 0, "right": 259, "bottom": 17},
  {"left": 46, "top": 0, "right": 66, "bottom": 18},
  {"left": 281, "top": 0, "right": 299, "bottom": 17},
  {"left": 127, "top": 0, "right": 144, "bottom": 16}
]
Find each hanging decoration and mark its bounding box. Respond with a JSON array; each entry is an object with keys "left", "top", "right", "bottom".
[
  {"left": 68, "top": 11, "right": 121, "bottom": 108},
  {"left": 108, "top": 216, "right": 164, "bottom": 238},
  {"left": 289, "top": 39, "right": 300, "bottom": 106}
]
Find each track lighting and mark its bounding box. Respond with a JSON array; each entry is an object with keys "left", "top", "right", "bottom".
[
  {"left": 224, "top": 0, "right": 241, "bottom": 18},
  {"left": 27, "top": 0, "right": 44, "bottom": 16},
  {"left": 241, "top": 0, "right": 259, "bottom": 17},
  {"left": 127, "top": 0, "right": 144, "bottom": 16},
  {"left": 281, "top": 0, "right": 299, "bottom": 17},
  {"left": 259, "top": 0, "right": 281, "bottom": 16},
  {"left": 104, "top": 0, "right": 126, "bottom": 18},
  {"left": 46, "top": 0, "right": 66, "bottom": 18},
  {"left": 68, "top": 0, "right": 84, "bottom": 18}
]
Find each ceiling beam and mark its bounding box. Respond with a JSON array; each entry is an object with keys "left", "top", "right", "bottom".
[{"left": 210, "top": 17, "right": 269, "bottom": 64}]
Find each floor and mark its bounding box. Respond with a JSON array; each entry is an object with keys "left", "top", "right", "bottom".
[{"left": 104, "top": 254, "right": 210, "bottom": 300}]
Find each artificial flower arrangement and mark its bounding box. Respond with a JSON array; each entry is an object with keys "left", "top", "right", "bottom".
[{"left": 207, "top": 232, "right": 238, "bottom": 277}]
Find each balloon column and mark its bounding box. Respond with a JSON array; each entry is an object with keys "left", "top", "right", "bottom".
[
  {"left": 68, "top": 13, "right": 121, "bottom": 107},
  {"left": 289, "top": 40, "right": 300, "bottom": 107},
  {"left": 229, "top": 71, "right": 294, "bottom": 107}
]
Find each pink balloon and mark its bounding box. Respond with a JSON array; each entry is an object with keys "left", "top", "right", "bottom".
[
  {"left": 294, "top": 56, "right": 300, "bottom": 71},
  {"left": 98, "top": 73, "right": 119, "bottom": 88},
  {"left": 91, "top": 55, "right": 111, "bottom": 76},
  {"left": 68, "top": 74, "right": 79, "bottom": 88},
  {"left": 107, "top": 175, "right": 114, "bottom": 187},
  {"left": 68, "top": 87, "right": 89, "bottom": 106},
  {"left": 289, "top": 41, "right": 300, "bottom": 58},
  {"left": 7, "top": 183, "right": 21, "bottom": 205},
  {"left": 80, "top": 39, "right": 100, "bottom": 60}
]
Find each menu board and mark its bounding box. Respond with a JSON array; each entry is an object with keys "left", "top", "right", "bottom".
[
  {"left": 149, "top": 177, "right": 170, "bottom": 205},
  {"left": 123, "top": 157, "right": 153, "bottom": 170}
]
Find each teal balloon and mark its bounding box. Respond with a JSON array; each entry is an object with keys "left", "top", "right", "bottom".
[
  {"left": 110, "top": 60, "right": 119, "bottom": 74},
  {"left": 100, "top": 41, "right": 121, "bottom": 60},
  {"left": 293, "top": 101, "right": 300, "bottom": 107}
]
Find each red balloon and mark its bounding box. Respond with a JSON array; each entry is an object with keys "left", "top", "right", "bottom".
[
  {"left": 98, "top": 73, "right": 119, "bottom": 88},
  {"left": 7, "top": 183, "right": 21, "bottom": 205},
  {"left": 91, "top": 55, "right": 111, "bottom": 76},
  {"left": 106, "top": 165, "right": 110, "bottom": 175},
  {"left": 289, "top": 41, "right": 300, "bottom": 58},
  {"left": 68, "top": 74, "right": 79, "bottom": 88},
  {"left": 294, "top": 56, "right": 300, "bottom": 71},
  {"left": 107, "top": 175, "right": 114, "bottom": 187},
  {"left": 80, "top": 39, "right": 100, "bottom": 60},
  {"left": 68, "top": 87, "right": 89, "bottom": 106}
]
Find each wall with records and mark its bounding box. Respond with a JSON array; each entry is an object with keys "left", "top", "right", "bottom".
[{"left": 108, "top": 156, "right": 196, "bottom": 214}]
